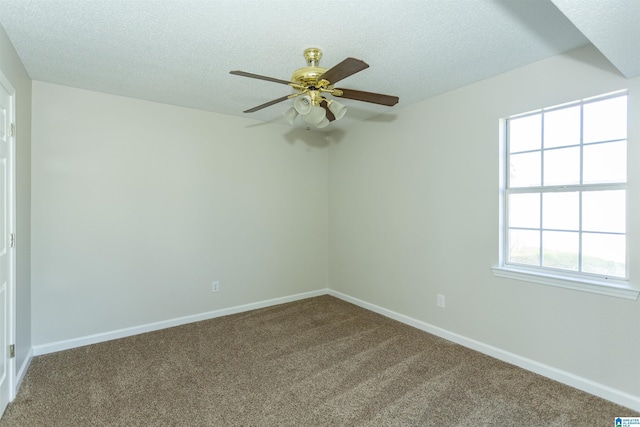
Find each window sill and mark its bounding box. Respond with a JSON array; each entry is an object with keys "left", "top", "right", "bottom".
[{"left": 491, "top": 266, "right": 639, "bottom": 300}]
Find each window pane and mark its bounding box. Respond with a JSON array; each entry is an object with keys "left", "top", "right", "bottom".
[
  {"left": 542, "top": 231, "right": 578, "bottom": 271},
  {"left": 582, "top": 190, "right": 626, "bottom": 233},
  {"left": 583, "top": 141, "right": 627, "bottom": 184},
  {"left": 508, "top": 193, "right": 540, "bottom": 228},
  {"left": 543, "top": 147, "right": 580, "bottom": 186},
  {"left": 510, "top": 152, "right": 541, "bottom": 187},
  {"left": 508, "top": 229, "right": 540, "bottom": 266},
  {"left": 582, "top": 233, "right": 626, "bottom": 277},
  {"left": 544, "top": 106, "right": 580, "bottom": 148},
  {"left": 583, "top": 96, "right": 627, "bottom": 143},
  {"left": 509, "top": 114, "right": 541, "bottom": 153},
  {"left": 542, "top": 192, "right": 579, "bottom": 230},
  {"left": 504, "top": 93, "right": 628, "bottom": 282}
]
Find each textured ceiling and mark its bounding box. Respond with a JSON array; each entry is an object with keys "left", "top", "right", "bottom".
[
  {"left": 550, "top": 0, "right": 640, "bottom": 79},
  {"left": 0, "top": 1, "right": 634, "bottom": 130}
]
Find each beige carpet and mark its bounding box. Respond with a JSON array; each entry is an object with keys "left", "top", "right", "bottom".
[{"left": 1, "top": 295, "right": 636, "bottom": 426}]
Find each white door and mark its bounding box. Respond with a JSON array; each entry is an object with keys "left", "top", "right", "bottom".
[{"left": 0, "top": 74, "right": 15, "bottom": 417}]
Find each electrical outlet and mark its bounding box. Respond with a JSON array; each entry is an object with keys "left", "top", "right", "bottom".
[
  {"left": 436, "top": 294, "right": 445, "bottom": 308},
  {"left": 212, "top": 281, "right": 219, "bottom": 292}
]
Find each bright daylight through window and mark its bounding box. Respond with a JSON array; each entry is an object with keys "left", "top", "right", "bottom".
[{"left": 500, "top": 92, "right": 629, "bottom": 290}]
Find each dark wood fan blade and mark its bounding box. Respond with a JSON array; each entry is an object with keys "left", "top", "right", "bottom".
[
  {"left": 230, "top": 70, "right": 293, "bottom": 86},
  {"left": 319, "top": 58, "right": 369, "bottom": 84},
  {"left": 335, "top": 88, "right": 399, "bottom": 106},
  {"left": 320, "top": 99, "right": 336, "bottom": 122},
  {"left": 243, "top": 95, "right": 291, "bottom": 113}
]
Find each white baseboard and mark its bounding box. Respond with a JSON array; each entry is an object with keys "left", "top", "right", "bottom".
[
  {"left": 12, "top": 347, "right": 33, "bottom": 400},
  {"left": 328, "top": 289, "right": 640, "bottom": 413},
  {"left": 32, "top": 289, "right": 328, "bottom": 357}
]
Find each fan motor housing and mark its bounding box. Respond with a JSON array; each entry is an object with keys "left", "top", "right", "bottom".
[{"left": 291, "top": 66, "right": 326, "bottom": 86}]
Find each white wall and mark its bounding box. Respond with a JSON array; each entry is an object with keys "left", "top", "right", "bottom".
[
  {"left": 329, "top": 45, "right": 640, "bottom": 401},
  {"left": 31, "top": 82, "right": 328, "bottom": 345},
  {"left": 0, "top": 24, "right": 32, "bottom": 379}
]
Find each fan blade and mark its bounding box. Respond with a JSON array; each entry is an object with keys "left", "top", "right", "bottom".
[
  {"left": 230, "top": 70, "right": 293, "bottom": 86},
  {"left": 243, "top": 95, "right": 291, "bottom": 113},
  {"left": 335, "top": 88, "right": 399, "bottom": 106},
  {"left": 319, "top": 58, "right": 369, "bottom": 84},
  {"left": 320, "top": 99, "right": 336, "bottom": 122}
]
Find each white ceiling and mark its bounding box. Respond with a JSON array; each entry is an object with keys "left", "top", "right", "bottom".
[{"left": 0, "top": 0, "right": 637, "bottom": 130}]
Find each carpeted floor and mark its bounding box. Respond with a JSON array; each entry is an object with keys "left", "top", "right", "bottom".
[{"left": 1, "top": 295, "right": 637, "bottom": 426}]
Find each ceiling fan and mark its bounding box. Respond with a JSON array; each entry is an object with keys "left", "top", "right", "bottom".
[{"left": 230, "top": 48, "right": 399, "bottom": 128}]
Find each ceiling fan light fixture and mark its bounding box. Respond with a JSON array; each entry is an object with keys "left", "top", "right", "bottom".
[
  {"left": 293, "top": 96, "right": 312, "bottom": 115},
  {"left": 282, "top": 106, "right": 298, "bottom": 125},
  {"left": 328, "top": 100, "right": 347, "bottom": 120},
  {"left": 231, "top": 48, "right": 399, "bottom": 128}
]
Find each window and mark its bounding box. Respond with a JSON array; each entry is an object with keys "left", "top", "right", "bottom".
[{"left": 494, "top": 92, "right": 637, "bottom": 299}]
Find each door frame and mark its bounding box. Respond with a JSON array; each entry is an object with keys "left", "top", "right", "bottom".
[{"left": 0, "top": 69, "right": 17, "bottom": 404}]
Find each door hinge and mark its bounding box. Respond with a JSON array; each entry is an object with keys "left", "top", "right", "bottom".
[
  {"left": 10, "top": 123, "right": 15, "bottom": 138},
  {"left": 9, "top": 345, "right": 15, "bottom": 358},
  {"left": 9, "top": 233, "right": 15, "bottom": 248}
]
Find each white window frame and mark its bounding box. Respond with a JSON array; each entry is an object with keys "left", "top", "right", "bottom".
[{"left": 492, "top": 91, "right": 639, "bottom": 300}]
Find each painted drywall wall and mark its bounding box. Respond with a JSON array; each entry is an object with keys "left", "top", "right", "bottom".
[
  {"left": 31, "top": 82, "right": 328, "bottom": 345},
  {"left": 329, "top": 45, "right": 640, "bottom": 400},
  {"left": 0, "top": 24, "right": 32, "bottom": 380}
]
